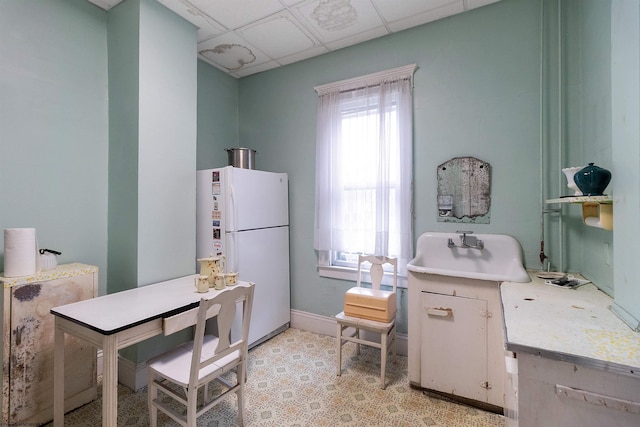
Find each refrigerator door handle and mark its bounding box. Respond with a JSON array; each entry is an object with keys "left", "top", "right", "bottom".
[
  {"left": 227, "top": 231, "right": 238, "bottom": 272},
  {"left": 228, "top": 181, "right": 237, "bottom": 232}
]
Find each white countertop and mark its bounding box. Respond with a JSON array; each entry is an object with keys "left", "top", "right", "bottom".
[
  {"left": 0, "top": 263, "right": 98, "bottom": 288},
  {"left": 501, "top": 272, "right": 640, "bottom": 377},
  {"left": 51, "top": 274, "right": 252, "bottom": 335}
]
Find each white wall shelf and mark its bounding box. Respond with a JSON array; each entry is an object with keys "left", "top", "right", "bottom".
[{"left": 546, "top": 196, "right": 613, "bottom": 230}]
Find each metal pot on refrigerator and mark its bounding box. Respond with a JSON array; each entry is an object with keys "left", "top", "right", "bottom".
[{"left": 225, "top": 148, "right": 256, "bottom": 169}]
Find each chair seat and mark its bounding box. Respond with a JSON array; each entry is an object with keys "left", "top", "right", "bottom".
[
  {"left": 148, "top": 335, "right": 241, "bottom": 387},
  {"left": 335, "top": 311, "right": 395, "bottom": 332}
]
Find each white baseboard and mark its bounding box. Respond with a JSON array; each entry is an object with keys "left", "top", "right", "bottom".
[
  {"left": 97, "top": 349, "right": 148, "bottom": 391},
  {"left": 117, "top": 354, "right": 149, "bottom": 392},
  {"left": 98, "top": 309, "right": 408, "bottom": 391},
  {"left": 290, "top": 309, "right": 408, "bottom": 357}
]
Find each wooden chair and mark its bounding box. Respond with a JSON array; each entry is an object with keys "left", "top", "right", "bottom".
[
  {"left": 335, "top": 255, "right": 397, "bottom": 389},
  {"left": 147, "top": 283, "right": 255, "bottom": 427}
]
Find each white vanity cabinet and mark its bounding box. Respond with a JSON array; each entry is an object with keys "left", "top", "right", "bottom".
[
  {"left": 0, "top": 263, "right": 98, "bottom": 425},
  {"left": 408, "top": 272, "right": 507, "bottom": 411}
]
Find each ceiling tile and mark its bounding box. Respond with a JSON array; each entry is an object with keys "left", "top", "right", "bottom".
[
  {"left": 279, "top": 0, "right": 307, "bottom": 6},
  {"left": 189, "top": 0, "right": 283, "bottom": 29},
  {"left": 198, "top": 32, "right": 270, "bottom": 72},
  {"left": 293, "top": 0, "right": 385, "bottom": 44},
  {"left": 233, "top": 60, "right": 281, "bottom": 78},
  {"left": 86, "top": 0, "right": 503, "bottom": 78},
  {"left": 372, "top": 0, "right": 459, "bottom": 23},
  {"left": 466, "top": 0, "right": 501, "bottom": 10},
  {"left": 237, "top": 10, "right": 319, "bottom": 59},
  {"left": 386, "top": 2, "right": 465, "bottom": 33},
  {"left": 157, "top": 0, "right": 226, "bottom": 42}
]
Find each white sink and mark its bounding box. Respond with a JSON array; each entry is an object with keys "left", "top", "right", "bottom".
[{"left": 407, "top": 232, "right": 530, "bottom": 283}]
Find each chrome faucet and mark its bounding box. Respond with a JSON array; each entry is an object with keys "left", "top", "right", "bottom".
[{"left": 456, "top": 231, "right": 484, "bottom": 250}]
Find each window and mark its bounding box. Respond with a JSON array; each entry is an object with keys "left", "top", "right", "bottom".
[{"left": 313, "top": 65, "right": 415, "bottom": 276}]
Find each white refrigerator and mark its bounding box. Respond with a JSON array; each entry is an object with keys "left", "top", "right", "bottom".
[{"left": 196, "top": 166, "right": 290, "bottom": 348}]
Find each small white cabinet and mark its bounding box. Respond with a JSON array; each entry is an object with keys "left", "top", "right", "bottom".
[
  {"left": 420, "top": 292, "right": 489, "bottom": 401},
  {"left": 409, "top": 272, "right": 506, "bottom": 411},
  {"left": 0, "top": 263, "right": 98, "bottom": 425}
]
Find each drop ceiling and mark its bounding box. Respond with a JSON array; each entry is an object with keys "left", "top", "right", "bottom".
[{"left": 88, "top": 0, "right": 501, "bottom": 78}]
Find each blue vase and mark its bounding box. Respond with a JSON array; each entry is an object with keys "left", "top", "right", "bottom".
[{"left": 573, "top": 163, "right": 611, "bottom": 196}]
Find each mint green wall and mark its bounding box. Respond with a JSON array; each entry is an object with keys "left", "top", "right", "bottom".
[
  {"left": 0, "top": 0, "right": 109, "bottom": 292},
  {"left": 197, "top": 61, "right": 239, "bottom": 170},
  {"left": 566, "top": 0, "right": 614, "bottom": 293},
  {"left": 107, "top": 0, "right": 141, "bottom": 294},
  {"left": 137, "top": 0, "right": 197, "bottom": 287},
  {"left": 540, "top": 0, "right": 615, "bottom": 292},
  {"left": 237, "top": 0, "right": 543, "bottom": 331},
  {"left": 611, "top": 0, "right": 640, "bottom": 327},
  {"left": 106, "top": 0, "right": 198, "bottom": 363},
  {"left": 107, "top": 0, "right": 197, "bottom": 295}
]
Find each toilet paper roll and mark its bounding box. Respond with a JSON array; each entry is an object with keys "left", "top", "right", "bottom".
[
  {"left": 3, "top": 228, "right": 37, "bottom": 277},
  {"left": 584, "top": 216, "right": 602, "bottom": 228}
]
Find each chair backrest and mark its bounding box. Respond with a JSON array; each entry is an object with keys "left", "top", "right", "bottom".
[
  {"left": 356, "top": 255, "right": 397, "bottom": 292},
  {"left": 189, "top": 284, "right": 255, "bottom": 387}
]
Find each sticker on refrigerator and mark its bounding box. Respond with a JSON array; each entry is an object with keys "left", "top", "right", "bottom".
[
  {"left": 212, "top": 240, "right": 223, "bottom": 253},
  {"left": 211, "top": 183, "right": 221, "bottom": 195},
  {"left": 212, "top": 171, "right": 220, "bottom": 182},
  {"left": 212, "top": 211, "right": 221, "bottom": 220},
  {"left": 213, "top": 229, "right": 221, "bottom": 239},
  {"left": 212, "top": 220, "right": 220, "bottom": 227}
]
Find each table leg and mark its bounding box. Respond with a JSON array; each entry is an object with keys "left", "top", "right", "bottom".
[
  {"left": 53, "top": 321, "right": 65, "bottom": 427},
  {"left": 102, "top": 334, "right": 119, "bottom": 425}
]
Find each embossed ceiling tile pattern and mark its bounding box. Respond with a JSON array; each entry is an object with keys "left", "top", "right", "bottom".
[
  {"left": 189, "top": 0, "right": 283, "bottom": 29},
  {"left": 293, "top": 0, "right": 386, "bottom": 43},
  {"left": 198, "top": 32, "right": 269, "bottom": 72},
  {"left": 237, "top": 11, "right": 318, "bottom": 59},
  {"left": 157, "top": 0, "right": 225, "bottom": 42}
]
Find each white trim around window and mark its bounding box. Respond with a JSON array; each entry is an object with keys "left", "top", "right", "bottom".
[
  {"left": 317, "top": 264, "right": 408, "bottom": 288},
  {"left": 314, "top": 64, "right": 417, "bottom": 95}
]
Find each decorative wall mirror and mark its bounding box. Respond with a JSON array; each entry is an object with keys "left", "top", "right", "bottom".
[{"left": 437, "top": 156, "right": 491, "bottom": 223}]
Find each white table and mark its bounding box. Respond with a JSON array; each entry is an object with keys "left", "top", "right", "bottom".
[{"left": 51, "top": 274, "right": 252, "bottom": 426}]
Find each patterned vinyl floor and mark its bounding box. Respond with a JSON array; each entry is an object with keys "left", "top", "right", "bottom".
[{"left": 46, "top": 328, "right": 505, "bottom": 426}]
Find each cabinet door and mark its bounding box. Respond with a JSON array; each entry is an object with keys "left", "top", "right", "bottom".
[
  {"left": 420, "top": 292, "right": 488, "bottom": 402},
  {"left": 9, "top": 274, "right": 96, "bottom": 424}
]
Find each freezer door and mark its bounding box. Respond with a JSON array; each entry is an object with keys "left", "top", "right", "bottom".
[
  {"left": 226, "top": 167, "right": 288, "bottom": 231},
  {"left": 228, "top": 226, "right": 290, "bottom": 347}
]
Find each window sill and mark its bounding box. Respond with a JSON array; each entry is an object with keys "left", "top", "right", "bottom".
[{"left": 317, "top": 265, "right": 407, "bottom": 288}]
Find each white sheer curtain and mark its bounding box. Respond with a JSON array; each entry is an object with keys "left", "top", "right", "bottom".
[{"left": 314, "top": 66, "right": 414, "bottom": 274}]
